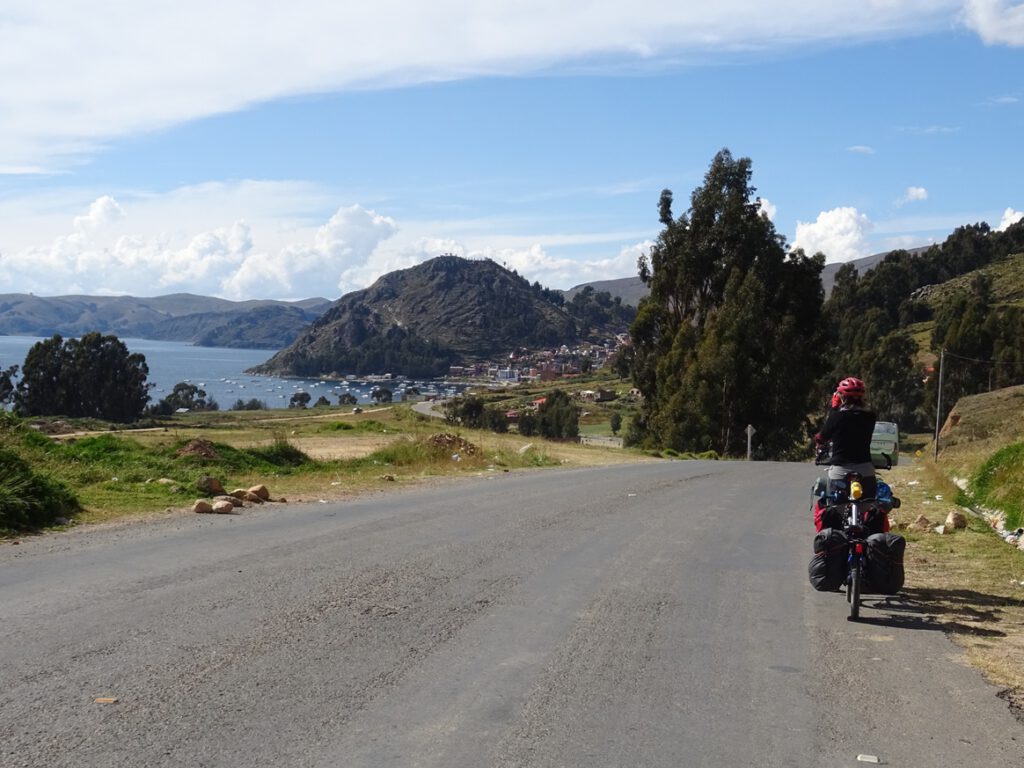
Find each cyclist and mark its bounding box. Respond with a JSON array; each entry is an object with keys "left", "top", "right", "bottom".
[{"left": 815, "top": 376, "right": 877, "bottom": 500}]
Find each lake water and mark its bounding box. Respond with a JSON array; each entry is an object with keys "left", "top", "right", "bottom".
[{"left": 0, "top": 335, "right": 462, "bottom": 410}]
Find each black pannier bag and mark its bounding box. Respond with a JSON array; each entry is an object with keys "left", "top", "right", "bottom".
[
  {"left": 864, "top": 533, "right": 906, "bottom": 595},
  {"left": 809, "top": 528, "right": 848, "bottom": 591}
]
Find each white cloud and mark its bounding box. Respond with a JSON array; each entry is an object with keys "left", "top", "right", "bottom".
[
  {"left": 0, "top": 195, "right": 396, "bottom": 299},
  {"left": 998, "top": 207, "right": 1024, "bottom": 230},
  {"left": 476, "top": 240, "right": 651, "bottom": 290},
  {"left": 758, "top": 197, "right": 777, "bottom": 221},
  {"left": 963, "top": 0, "right": 1024, "bottom": 45},
  {"left": 847, "top": 145, "right": 876, "bottom": 154},
  {"left": 73, "top": 196, "right": 126, "bottom": 232},
  {"left": 792, "top": 207, "right": 873, "bottom": 263},
  {"left": 0, "top": 1, "right": 966, "bottom": 172},
  {"left": 898, "top": 186, "right": 929, "bottom": 205},
  {"left": 0, "top": 188, "right": 648, "bottom": 299}
]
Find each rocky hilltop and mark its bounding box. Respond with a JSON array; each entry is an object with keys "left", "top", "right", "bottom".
[{"left": 249, "top": 255, "right": 625, "bottom": 378}]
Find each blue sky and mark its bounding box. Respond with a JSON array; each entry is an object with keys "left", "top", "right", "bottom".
[{"left": 0, "top": 1, "right": 1022, "bottom": 300}]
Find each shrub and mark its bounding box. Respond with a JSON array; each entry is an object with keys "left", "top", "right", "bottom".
[
  {"left": 248, "top": 437, "right": 311, "bottom": 468},
  {"left": 0, "top": 448, "right": 81, "bottom": 532},
  {"left": 231, "top": 398, "right": 268, "bottom": 411}
]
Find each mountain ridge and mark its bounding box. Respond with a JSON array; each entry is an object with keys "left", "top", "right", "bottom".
[{"left": 0, "top": 293, "right": 333, "bottom": 349}]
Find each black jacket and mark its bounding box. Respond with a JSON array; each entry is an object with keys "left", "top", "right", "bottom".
[{"left": 816, "top": 405, "right": 876, "bottom": 465}]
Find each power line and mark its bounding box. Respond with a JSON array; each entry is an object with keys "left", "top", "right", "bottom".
[{"left": 941, "top": 349, "right": 1024, "bottom": 366}]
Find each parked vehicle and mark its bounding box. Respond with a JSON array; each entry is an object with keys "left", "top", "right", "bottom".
[{"left": 870, "top": 421, "right": 899, "bottom": 467}]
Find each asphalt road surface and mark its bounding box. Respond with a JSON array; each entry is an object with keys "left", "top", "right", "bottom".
[{"left": 2, "top": 461, "right": 1021, "bottom": 767}]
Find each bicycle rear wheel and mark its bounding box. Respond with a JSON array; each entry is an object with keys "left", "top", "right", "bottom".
[{"left": 848, "top": 561, "right": 862, "bottom": 620}]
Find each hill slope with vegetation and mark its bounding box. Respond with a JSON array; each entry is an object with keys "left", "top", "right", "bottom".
[
  {"left": 250, "top": 255, "right": 634, "bottom": 378},
  {"left": 815, "top": 220, "right": 1024, "bottom": 432}
]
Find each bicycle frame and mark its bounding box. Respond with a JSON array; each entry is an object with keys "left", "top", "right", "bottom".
[
  {"left": 836, "top": 473, "right": 871, "bottom": 620},
  {"left": 813, "top": 450, "right": 900, "bottom": 618}
]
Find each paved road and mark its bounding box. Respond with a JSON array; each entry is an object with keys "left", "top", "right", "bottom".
[{"left": 1, "top": 462, "right": 1021, "bottom": 767}]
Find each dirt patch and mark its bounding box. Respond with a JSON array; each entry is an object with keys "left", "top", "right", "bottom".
[
  {"left": 28, "top": 419, "right": 76, "bottom": 435},
  {"left": 426, "top": 433, "right": 478, "bottom": 456},
  {"left": 175, "top": 439, "right": 220, "bottom": 459},
  {"left": 283, "top": 435, "right": 398, "bottom": 460}
]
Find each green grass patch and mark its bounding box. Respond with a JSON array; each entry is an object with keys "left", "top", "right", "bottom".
[
  {"left": 246, "top": 437, "right": 312, "bottom": 467},
  {"left": 0, "top": 404, "right": 617, "bottom": 532},
  {"left": 0, "top": 447, "right": 81, "bottom": 533},
  {"left": 970, "top": 441, "right": 1024, "bottom": 529},
  {"left": 317, "top": 419, "right": 389, "bottom": 434},
  {"left": 320, "top": 421, "right": 356, "bottom": 431}
]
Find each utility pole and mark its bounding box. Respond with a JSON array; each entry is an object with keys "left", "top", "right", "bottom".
[
  {"left": 746, "top": 424, "right": 756, "bottom": 461},
  {"left": 933, "top": 348, "right": 945, "bottom": 461}
]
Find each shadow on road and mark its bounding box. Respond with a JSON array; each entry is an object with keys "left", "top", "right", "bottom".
[{"left": 850, "top": 588, "right": 1014, "bottom": 638}]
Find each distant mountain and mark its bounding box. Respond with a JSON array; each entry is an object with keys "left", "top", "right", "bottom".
[
  {"left": 562, "top": 276, "right": 647, "bottom": 308},
  {"left": 820, "top": 246, "right": 932, "bottom": 294},
  {"left": 250, "top": 255, "right": 625, "bottom": 378},
  {"left": 561, "top": 247, "right": 933, "bottom": 308},
  {"left": 0, "top": 293, "right": 333, "bottom": 349}
]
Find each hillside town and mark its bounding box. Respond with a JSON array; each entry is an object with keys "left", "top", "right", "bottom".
[{"left": 447, "top": 333, "right": 631, "bottom": 384}]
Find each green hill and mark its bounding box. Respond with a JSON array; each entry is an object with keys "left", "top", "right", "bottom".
[{"left": 249, "top": 255, "right": 632, "bottom": 378}]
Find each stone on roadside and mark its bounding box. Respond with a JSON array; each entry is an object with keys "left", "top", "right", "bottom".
[
  {"left": 243, "top": 491, "right": 264, "bottom": 503},
  {"left": 248, "top": 484, "right": 270, "bottom": 501},
  {"left": 213, "top": 495, "right": 242, "bottom": 507},
  {"left": 909, "top": 514, "right": 933, "bottom": 532},
  {"left": 193, "top": 500, "right": 214, "bottom": 514},
  {"left": 945, "top": 511, "right": 968, "bottom": 530},
  {"left": 197, "top": 476, "right": 225, "bottom": 495},
  {"left": 934, "top": 524, "right": 948, "bottom": 535},
  {"left": 212, "top": 500, "right": 236, "bottom": 514}
]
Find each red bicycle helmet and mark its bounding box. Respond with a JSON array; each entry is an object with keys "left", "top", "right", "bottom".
[{"left": 836, "top": 376, "right": 865, "bottom": 399}]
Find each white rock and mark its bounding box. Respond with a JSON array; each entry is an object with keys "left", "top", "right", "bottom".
[{"left": 945, "top": 511, "right": 968, "bottom": 530}]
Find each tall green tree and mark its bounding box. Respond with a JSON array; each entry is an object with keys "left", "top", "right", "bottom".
[
  {"left": 537, "top": 389, "right": 579, "bottom": 439},
  {"left": 289, "top": 392, "right": 312, "bottom": 409},
  {"left": 629, "top": 150, "right": 825, "bottom": 457},
  {"left": 927, "top": 273, "right": 996, "bottom": 407},
  {"left": 14, "top": 333, "right": 150, "bottom": 422},
  {"left": 371, "top": 387, "right": 393, "bottom": 404},
  {"left": 0, "top": 363, "right": 16, "bottom": 405},
  {"left": 14, "top": 335, "right": 74, "bottom": 417}
]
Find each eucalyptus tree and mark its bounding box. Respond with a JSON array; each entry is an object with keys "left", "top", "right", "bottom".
[
  {"left": 14, "top": 333, "right": 150, "bottom": 422},
  {"left": 0, "top": 362, "right": 16, "bottom": 405},
  {"left": 629, "top": 150, "right": 825, "bottom": 457}
]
